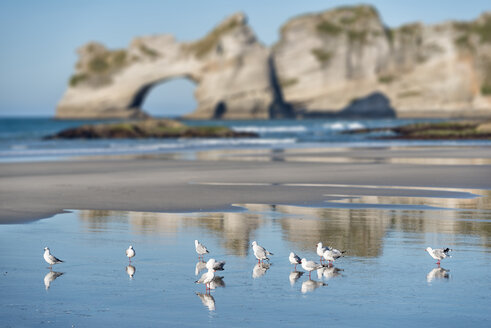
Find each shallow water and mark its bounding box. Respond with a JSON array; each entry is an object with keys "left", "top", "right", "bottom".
[{"left": 1, "top": 193, "right": 491, "bottom": 327}]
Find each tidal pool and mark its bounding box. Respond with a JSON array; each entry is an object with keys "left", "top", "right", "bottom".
[{"left": 1, "top": 194, "right": 490, "bottom": 327}]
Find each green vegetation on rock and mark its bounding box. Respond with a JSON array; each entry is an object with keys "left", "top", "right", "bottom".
[
  {"left": 392, "top": 121, "right": 491, "bottom": 139},
  {"left": 186, "top": 19, "right": 239, "bottom": 58},
  {"left": 311, "top": 48, "right": 333, "bottom": 64},
  {"left": 316, "top": 21, "right": 342, "bottom": 35},
  {"left": 280, "top": 77, "right": 299, "bottom": 88},
  {"left": 139, "top": 44, "right": 160, "bottom": 58},
  {"left": 453, "top": 15, "right": 491, "bottom": 44},
  {"left": 378, "top": 75, "right": 394, "bottom": 84},
  {"left": 69, "top": 73, "right": 88, "bottom": 87},
  {"left": 347, "top": 121, "right": 491, "bottom": 140}
]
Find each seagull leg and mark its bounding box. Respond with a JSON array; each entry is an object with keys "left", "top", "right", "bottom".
[{"left": 309, "top": 271, "right": 311, "bottom": 279}]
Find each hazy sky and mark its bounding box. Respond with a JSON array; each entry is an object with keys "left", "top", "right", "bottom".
[{"left": 0, "top": 0, "right": 489, "bottom": 117}]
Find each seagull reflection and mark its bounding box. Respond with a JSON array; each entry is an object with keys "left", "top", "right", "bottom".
[
  {"left": 208, "top": 275, "right": 226, "bottom": 289},
  {"left": 44, "top": 271, "right": 64, "bottom": 290},
  {"left": 196, "top": 292, "right": 216, "bottom": 311},
  {"left": 289, "top": 271, "right": 304, "bottom": 286},
  {"left": 195, "top": 261, "right": 207, "bottom": 276},
  {"left": 252, "top": 262, "right": 270, "bottom": 279},
  {"left": 427, "top": 267, "right": 450, "bottom": 283},
  {"left": 317, "top": 266, "right": 343, "bottom": 280},
  {"left": 126, "top": 264, "right": 136, "bottom": 279},
  {"left": 301, "top": 279, "right": 327, "bottom": 294}
]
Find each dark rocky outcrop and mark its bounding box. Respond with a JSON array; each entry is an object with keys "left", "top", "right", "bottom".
[{"left": 45, "top": 119, "right": 257, "bottom": 139}]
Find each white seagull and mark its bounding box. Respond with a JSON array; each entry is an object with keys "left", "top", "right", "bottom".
[
  {"left": 425, "top": 247, "right": 452, "bottom": 265},
  {"left": 126, "top": 245, "right": 135, "bottom": 262},
  {"left": 316, "top": 242, "right": 329, "bottom": 263},
  {"left": 43, "top": 247, "right": 63, "bottom": 269},
  {"left": 289, "top": 252, "right": 302, "bottom": 270},
  {"left": 322, "top": 248, "right": 344, "bottom": 265},
  {"left": 252, "top": 241, "right": 273, "bottom": 263},
  {"left": 301, "top": 258, "right": 323, "bottom": 278},
  {"left": 206, "top": 258, "right": 226, "bottom": 272},
  {"left": 195, "top": 240, "right": 209, "bottom": 259},
  {"left": 195, "top": 269, "right": 215, "bottom": 292}
]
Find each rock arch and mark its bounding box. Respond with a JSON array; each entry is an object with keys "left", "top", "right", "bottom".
[{"left": 56, "top": 13, "right": 280, "bottom": 119}]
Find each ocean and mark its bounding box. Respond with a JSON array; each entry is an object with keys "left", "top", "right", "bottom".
[{"left": 1, "top": 117, "right": 490, "bottom": 162}]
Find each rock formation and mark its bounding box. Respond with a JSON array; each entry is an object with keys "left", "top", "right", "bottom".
[
  {"left": 274, "top": 5, "right": 491, "bottom": 118},
  {"left": 56, "top": 6, "right": 491, "bottom": 119},
  {"left": 57, "top": 13, "right": 290, "bottom": 119}
]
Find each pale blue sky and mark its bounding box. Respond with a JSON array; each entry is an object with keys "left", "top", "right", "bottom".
[{"left": 0, "top": 0, "right": 489, "bottom": 117}]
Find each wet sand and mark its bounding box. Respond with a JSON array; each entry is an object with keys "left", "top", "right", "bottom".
[{"left": 1, "top": 145, "right": 491, "bottom": 223}]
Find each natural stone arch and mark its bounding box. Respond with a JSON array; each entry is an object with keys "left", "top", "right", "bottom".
[
  {"left": 56, "top": 13, "right": 287, "bottom": 119},
  {"left": 128, "top": 75, "right": 197, "bottom": 116}
]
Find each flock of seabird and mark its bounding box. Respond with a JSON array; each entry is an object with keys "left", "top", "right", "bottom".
[{"left": 41, "top": 242, "right": 452, "bottom": 293}]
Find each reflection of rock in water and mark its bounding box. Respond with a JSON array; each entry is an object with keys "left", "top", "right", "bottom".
[
  {"left": 289, "top": 271, "right": 304, "bottom": 286},
  {"left": 427, "top": 267, "right": 450, "bottom": 283},
  {"left": 317, "top": 266, "right": 343, "bottom": 280},
  {"left": 126, "top": 265, "right": 136, "bottom": 279},
  {"left": 253, "top": 262, "right": 270, "bottom": 279},
  {"left": 185, "top": 212, "right": 263, "bottom": 257},
  {"left": 279, "top": 207, "right": 389, "bottom": 257},
  {"left": 44, "top": 271, "right": 64, "bottom": 290},
  {"left": 196, "top": 292, "right": 216, "bottom": 311},
  {"left": 301, "top": 279, "right": 327, "bottom": 294}
]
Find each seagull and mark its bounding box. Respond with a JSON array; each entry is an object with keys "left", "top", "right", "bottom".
[
  {"left": 252, "top": 241, "right": 273, "bottom": 263},
  {"left": 126, "top": 264, "right": 136, "bottom": 279},
  {"left": 425, "top": 247, "right": 452, "bottom": 265},
  {"left": 289, "top": 271, "right": 304, "bottom": 286},
  {"left": 206, "top": 258, "right": 226, "bottom": 272},
  {"left": 289, "top": 252, "right": 302, "bottom": 270},
  {"left": 43, "top": 247, "right": 63, "bottom": 269},
  {"left": 427, "top": 267, "right": 450, "bottom": 283},
  {"left": 195, "top": 269, "right": 215, "bottom": 293},
  {"left": 301, "top": 258, "right": 323, "bottom": 278},
  {"left": 322, "top": 248, "right": 344, "bottom": 265},
  {"left": 43, "top": 271, "right": 64, "bottom": 290},
  {"left": 195, "top": 240, "right": 209, "bottom": 259},
  {"left": 196, "top": 292, "right": 216, "bottom": 311},
  {"left": 126, "top": 245, "right": 135, "bottom": 262},
  {"left": 301, "top": 279, "right": 327, "bottom": 294},
  {"left": 316, "top": 242, "right": 329, "bottom": 263}
]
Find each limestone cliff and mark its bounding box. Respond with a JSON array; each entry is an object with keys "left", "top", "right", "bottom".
[
  {"left": 274, "top": 5, "right": 491, "bottom": 118},
  {"left": 56, "top": 6, "right": 491, "bottom": 119}
]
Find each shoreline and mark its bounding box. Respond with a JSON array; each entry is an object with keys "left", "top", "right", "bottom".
[{"left": 1, "top": 144, "right": 491, "bottom": 224}]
